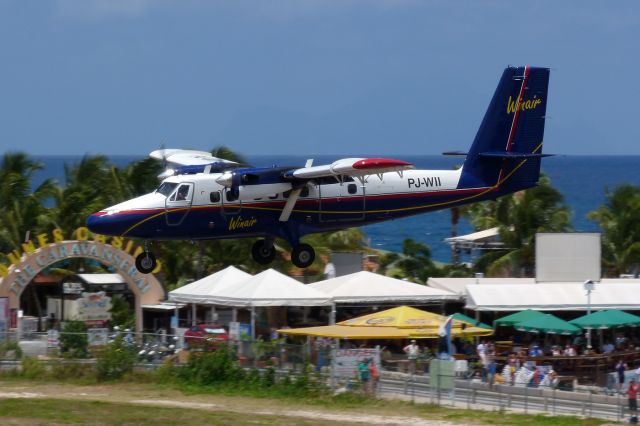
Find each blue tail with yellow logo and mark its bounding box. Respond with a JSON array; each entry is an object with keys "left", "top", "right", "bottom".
[{"left": 457, "top": 65, "right": 550, "bottom": 193}]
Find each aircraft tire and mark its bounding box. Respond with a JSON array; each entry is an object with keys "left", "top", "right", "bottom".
[
  {"left": 135, "top": 252, "right": 157, "bottom": 274},
  {"left": 252, "top": 240, "right": 276, "bottom": 265},
  {"left": 291, "top": 244, "right": 315, "bottom": 268}
]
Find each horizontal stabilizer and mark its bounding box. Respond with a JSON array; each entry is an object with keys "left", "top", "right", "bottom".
[
  {"left": 478, "top": 151, "right": 553, "bottom": 159},
  {"left": 442, "top": 151, "right": 469, "bottom": 156}
]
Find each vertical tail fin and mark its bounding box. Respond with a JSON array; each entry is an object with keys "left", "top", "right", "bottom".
[{"left": 458, "top": 65, "right": 550, "bottom": 192}]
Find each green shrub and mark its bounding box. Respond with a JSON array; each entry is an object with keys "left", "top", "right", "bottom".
[
  {"left": 20, "top": 357, "right": 46, "bottom": 379},
  {"left": 59, "top": 321, "right": 88, "bottom": 358},
  {"left": 0, "top": 340, "right": 23, "bottom": 360},
  {"left": 50, "top": 361, "right": 95, "bottom": 382},
  {"left": 96, "top": 336, "right": 136, "bottom": 381},
  {"left": 181, "top": 346, "right": 243, "bottom": 386}
]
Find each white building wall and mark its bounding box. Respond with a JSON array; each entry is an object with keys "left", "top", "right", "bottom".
[{"left": 536, "top": 233, "right": 601, "bottom": 282}]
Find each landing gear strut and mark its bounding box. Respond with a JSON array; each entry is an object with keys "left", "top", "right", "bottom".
[
  {"left": 291, "top": 243, "right": 315, "bottom": 268},
  {"left": 252, "top": 239, "right": 276, "bottom": 265}
]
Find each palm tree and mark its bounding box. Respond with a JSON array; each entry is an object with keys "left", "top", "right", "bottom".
[
  {"left": 378, "top": 238, "right": 436, "bottom": 283},
  {"left": 0, "top": 153, "right": 56, "bottom": 255},
  {"left": 48, "top": 155, "right": 124, "bottom": 235},
  {"left": 588, "top": 185, "right": 640, "bottom": 277},
  {"left": 467, "top": 174, "right": 572, "bottom": 277}
]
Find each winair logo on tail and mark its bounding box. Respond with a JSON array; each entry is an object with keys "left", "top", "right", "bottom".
[{"left": 507, "top": 95, "right": 542, "bottom": 114}]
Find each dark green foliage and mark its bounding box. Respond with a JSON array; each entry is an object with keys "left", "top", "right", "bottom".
[
  {"left": 20, "top": 357, "right": 46, "bottom": 379},
  {"left": 0, "top": 340, "right": 23, "bottom": 360},
  {"left": 464, "top": 174, "right": 572, "bottom": 277},
  {"left": 178, "top": 346, "right": 244, "bottom": 385},
  {"left": 96, "top": 335, "right": 137, "bottom": 381},
  {"left": 59, "top": 321, "right": 89, "bottom": 358},
  {"left": 588, "top": 185, "right": 640, "bottom": 276},
  {"left": 49, "top": 362, "right": 95, "bottom": 381},
  {"left": 109, "top": 294, "right": 135, "bottom": 329}
]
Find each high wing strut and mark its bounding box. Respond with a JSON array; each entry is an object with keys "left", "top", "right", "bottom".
[{"left": 279, "top": 159, "right": 313, "bottom": 222}]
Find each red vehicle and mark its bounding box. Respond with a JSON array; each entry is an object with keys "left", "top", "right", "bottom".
[{"left": 183, "top": 324, "right": 229, "bottom": 349}]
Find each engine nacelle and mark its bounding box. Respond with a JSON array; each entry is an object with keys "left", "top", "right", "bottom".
[{"left": 217, "top": 167, "right": 293, "bottom": 201}]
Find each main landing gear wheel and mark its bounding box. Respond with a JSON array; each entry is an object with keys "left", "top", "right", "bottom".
[
  {"left": 291, "top": 243, "right": 315, "bottom": 268},
  {"left": 135, "top": 252, "right": 157, "bottom": 274},
  {"left": 252, "top": 239, "right": 276, "bottom": 265}
]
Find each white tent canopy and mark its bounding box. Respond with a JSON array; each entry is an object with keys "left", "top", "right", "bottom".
[
  {"left": 310, "top": 271, "right": 458, "bottom": 303},
  {"left": 466, "top": 281, "right": 640, "bottom": 311},
  {"left": 207, "top": 269, "right": 332, "bottom": 307},
  {"left": 169, "top": 266, "right": 252, "bottom": 304}
]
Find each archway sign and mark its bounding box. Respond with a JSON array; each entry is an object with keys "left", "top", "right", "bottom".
[{"left": 0, "top": 227, "right": 165, "bottom": 333}]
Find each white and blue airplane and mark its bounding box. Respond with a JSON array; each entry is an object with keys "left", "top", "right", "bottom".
[{"left": 88, "top": 65, "right": 551, "bottom": 273}]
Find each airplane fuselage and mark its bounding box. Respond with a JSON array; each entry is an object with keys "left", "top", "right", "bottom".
[{"left": 88, "top": 165, "right": 500, "bottom": 245}]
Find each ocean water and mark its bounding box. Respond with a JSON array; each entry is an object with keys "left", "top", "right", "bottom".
[{"left": 31, "top": 155, "right": 640, "bottom": 262}]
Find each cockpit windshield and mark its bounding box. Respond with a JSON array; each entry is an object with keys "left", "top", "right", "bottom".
[{"left": 156, "top": 182, "right": 178, "bottom": 197}]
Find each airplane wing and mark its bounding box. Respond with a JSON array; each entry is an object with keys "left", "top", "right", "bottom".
[
  {"left": 149, "top": 149, "right": 239, "bottom": 167},
  {"left": 284, "top": 158, "right": 414, "bottom": 180}
]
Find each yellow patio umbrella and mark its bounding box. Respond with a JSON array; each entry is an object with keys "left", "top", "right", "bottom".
[
  {"left": 277, "top": 325, "right": 413, "bottom": 339},
  {"left": 337, "top": 306, "right": 445, "bottom": 328},
  {"left": 338, "top": 305, "right": 478, "bottom": 331},
  {"left": 278, "top": 306, "right": 494, "bottom": 339}
]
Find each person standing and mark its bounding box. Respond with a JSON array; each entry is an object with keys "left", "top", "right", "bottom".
[
  {"left": 403, "top": 340, "right": 420, "bottom": 375},
  {"left": 358, "top": 358, "right": 371, "bottom": 394},
  {"left": 368, "top": 358, "right": 380, "bottom": 395},
  {"left": 628, "top": 378, "right": 639, "bottom": 421},
  {"left": 618, "top": 360, "right": 629, "bottom": 394}
]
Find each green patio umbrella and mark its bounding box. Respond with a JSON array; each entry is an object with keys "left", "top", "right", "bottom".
[
  {"left": 451, "top": 312, "right": 492, "bottom": 330},
  {"left": 493, "top": 309, "right": 545, "bottom": 327},
  {"left": 569, "top": 309, "right": 640, "bottom": 329},
  {"left": 515, "top": 313, "right": 581, "bottom": 335}
]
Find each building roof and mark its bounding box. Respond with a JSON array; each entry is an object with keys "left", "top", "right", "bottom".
[
  {"left": 427, "top": 277, "right": 534, "bottom": 296},
  {"left": 466, "top": 282, "right": 640, "bottom": 311},
  {"left": 75, "top": 274, "right": 125, "bottom": 285}
]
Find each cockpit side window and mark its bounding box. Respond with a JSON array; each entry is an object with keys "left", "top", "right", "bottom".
[
  {"left": 156, "top": 182, "right": 178, "bottom": 197},
  {"left": 169, "top": 184, "right": 192, "bottom": 202}
]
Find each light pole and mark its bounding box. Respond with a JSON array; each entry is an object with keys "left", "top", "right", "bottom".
[{"left": 584, "top": 279, "right": 595, "bottom": 351}]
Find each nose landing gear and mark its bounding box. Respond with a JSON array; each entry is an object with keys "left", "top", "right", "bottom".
[{"left": 135, "top": 242, "right": 157, "bottom": 274}]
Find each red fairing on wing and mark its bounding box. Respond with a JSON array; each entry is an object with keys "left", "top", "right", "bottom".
[{"left": 352, "top": 158, "right": 414, "bottom": 170}]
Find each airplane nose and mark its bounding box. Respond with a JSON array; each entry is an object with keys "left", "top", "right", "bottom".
[{"left": 87, "top": 211, "right": 110, "bottom": 235}]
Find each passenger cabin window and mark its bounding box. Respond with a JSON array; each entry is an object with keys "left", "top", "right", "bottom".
[
  {"left": 210, "top": 191, "right": 221, "bottom": 203},
  {"left": 226, "top": 189, "right": 238, "bottom": 202},
  {"left": 347, "top": 183, "right": 357, "bottom": 194}
]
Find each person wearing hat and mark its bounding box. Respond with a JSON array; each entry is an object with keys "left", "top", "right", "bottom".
[{"left": 403, "top": 339, "right": 420, "bottom": 375}]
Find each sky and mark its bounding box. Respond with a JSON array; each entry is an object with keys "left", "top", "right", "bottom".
[{"left": 1, "top": 0, "right": 639, "bottom": 156}]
